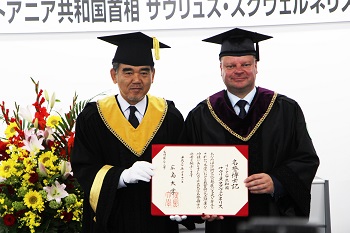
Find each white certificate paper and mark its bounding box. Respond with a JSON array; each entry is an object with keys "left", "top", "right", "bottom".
[{"left": 151, "top": 145, "right": 248, "bottom": 216}]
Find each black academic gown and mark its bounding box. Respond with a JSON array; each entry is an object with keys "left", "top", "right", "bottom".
[
  {"left": 181, "top": 87, "right": 319, "bottom": 233},
  {"left": 71, "top": 95, "right": 194, "bottom": 233}
]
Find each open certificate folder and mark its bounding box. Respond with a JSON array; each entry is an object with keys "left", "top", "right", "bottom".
[{"left": 151, "top": 145, "right": 248, "bottom": 216}]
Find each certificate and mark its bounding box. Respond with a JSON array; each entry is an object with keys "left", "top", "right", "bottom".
[{"left": 151, "top": 145, "right": 248, "bottom": 216}]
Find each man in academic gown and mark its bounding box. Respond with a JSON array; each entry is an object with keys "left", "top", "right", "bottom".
[
  {"left": 71, "top": 32, "right": 195, "bottom": 233},
  {"left": 180, "top": 28, "right": 320, "bottom": 233}
]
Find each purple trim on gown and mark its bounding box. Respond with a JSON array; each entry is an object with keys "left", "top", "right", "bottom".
[{"left": 209, "top": 87, "right": 275, "bottom": 137}]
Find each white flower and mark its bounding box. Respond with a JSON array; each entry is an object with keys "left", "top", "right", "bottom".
[
  {"left": 38, "top": 162, "right": 48, "bottom": 177},
  {"left": 43, "top": 127, "right": 54, "bottom": 141},
  {"left": 50, "top": 92, "right": 56, "bottom": 109},
  {"left": 22, "top": 133, "right": 44, "bottom": 154},
  {"left": 19, "top": 105, "right": 33, "bottom": 123},
  {"left": 60, "top": 160, "right": 73, "bottom": 180},
  {"left": 44, "top": 90, "right": 50, "bottom": 101},
  {"left": 43, "top": 181, "right": 69, "bottom": 203}
]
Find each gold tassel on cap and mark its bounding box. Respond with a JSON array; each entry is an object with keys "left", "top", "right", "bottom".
[{"left": 152, "top": 37, "right": 160, "bottom": 60}]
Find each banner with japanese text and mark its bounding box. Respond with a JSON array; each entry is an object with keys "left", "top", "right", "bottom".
[{"left": 0, "top": 0, "right": 349, "bottom": 34}]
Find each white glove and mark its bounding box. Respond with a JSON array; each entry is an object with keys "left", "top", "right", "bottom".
[
  {"left": 170, "top": 215, "right": 187, "bottom": 222},
  {"left": 121, "top": 161, "right": 155, "bottom": 184}
]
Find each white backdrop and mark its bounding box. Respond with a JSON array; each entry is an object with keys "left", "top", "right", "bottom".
[{"left": 1, "top": 22, "right": 350, "bottom": 232}]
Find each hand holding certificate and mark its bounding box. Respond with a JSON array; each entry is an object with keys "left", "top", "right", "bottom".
[{"left": 151, "top": 145, "right": 249, "bottom": 216}]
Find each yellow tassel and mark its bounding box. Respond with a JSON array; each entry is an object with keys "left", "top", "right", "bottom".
[{"left": 153, "top": 37, "right": 160, "bottom": 60}]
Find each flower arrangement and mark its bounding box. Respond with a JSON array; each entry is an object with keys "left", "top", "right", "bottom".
[{"left": 0, "top": 78, "right": 89, "bottom": 233}]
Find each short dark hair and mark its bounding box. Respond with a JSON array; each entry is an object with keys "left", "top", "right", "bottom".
[{"left": 112, "top": 62, "right": 120, "bottom": 72}]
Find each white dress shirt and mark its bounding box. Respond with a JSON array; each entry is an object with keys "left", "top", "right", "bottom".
[
  {"left": 227, "top": 87, "right": 257, "bottom": 115},
  {"left": 117, "top": 94, "right": 147, "bottom": 122}
]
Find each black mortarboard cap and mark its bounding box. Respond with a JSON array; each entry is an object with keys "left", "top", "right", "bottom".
[
  {"left": 202, "top": 28, "right": 272, "bottom": 61},
  {"left": 98, "top": 32, "right": 170, "bottom": 66}
]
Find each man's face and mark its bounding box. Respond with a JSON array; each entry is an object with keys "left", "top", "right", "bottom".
[
  {"left": 111, "top": 63, "right": 155, "bottom": 105},
  {"left": 220, "top": 55, "right": 257, "bottom": 98}
]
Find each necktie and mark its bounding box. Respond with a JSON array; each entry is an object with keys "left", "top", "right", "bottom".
[
  {"left": 128, "top": 106, "right": 139, "bottom": 128},
  {"left": 236, "top": 100, "right": 248, "bottom": 119}
]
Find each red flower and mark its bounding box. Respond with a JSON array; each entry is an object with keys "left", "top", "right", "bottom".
[
  {"left": 0, "top": 101, "right": 10, "bottom": 124},
  {"left": 3, "top": 214, "right": 16, "bottom": 226},
  {"left": 29, "top": 172, "right": 39, "bottom": 183},
  {"left": 65, "top": 178, "right": 75, "bottom": 190},
  {"left": 67, "top": 133, "right": 75, "bottom": 159},
  {"left": 34, "top": 108, "right": 49, "bottom": 130},
  {"left": 0, "top": 140, "right": 10, "bottom": 161},
  {"left": 15, "top": 209, "right": 26, "bottom": 218},
  {"left": 7, "top": 133, "right": 25, "bottom": 148},
  {"left": 62, "top": 211, "right": 73, "bottom": 222},
  {"left": 32, "top": 90, "right": 50, "bottom": 130},
  {"left": 0, "top": 184, "right": 15, "bottom": 196},
  {"left": 46, "top": 140, "right": 55, "bottom": 150},
  {"left": 6, "top": 185, "right": 15, "bottom": 196}
]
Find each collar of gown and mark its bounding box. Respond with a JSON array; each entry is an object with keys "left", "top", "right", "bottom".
[
  {"left": 207, "top": 87, "right": 277, "bottom": 141},
  {"left": 97, "top": 94, "right": 167, "bottom": 156}
]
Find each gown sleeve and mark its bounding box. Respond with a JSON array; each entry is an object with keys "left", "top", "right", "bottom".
[
  {"left": 268, "top": 100, "right": 319, "bottom": 217},
  {"left": 70, "top": 103, "right": 124, "bottom": 231}
]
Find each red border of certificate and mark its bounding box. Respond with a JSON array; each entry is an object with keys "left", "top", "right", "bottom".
[{"left": 151, "top": 144, "right": 248, "bottom": 216}]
